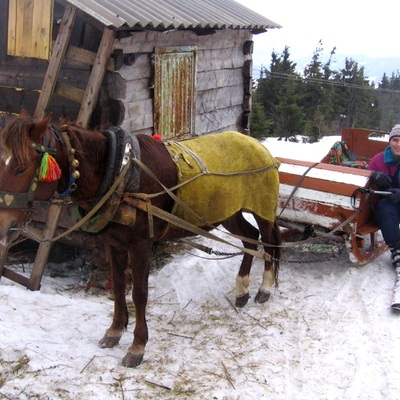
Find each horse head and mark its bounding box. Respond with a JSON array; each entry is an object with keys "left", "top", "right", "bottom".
[{"left": 0, "top": 113, "right": 60, "bottom": 245}]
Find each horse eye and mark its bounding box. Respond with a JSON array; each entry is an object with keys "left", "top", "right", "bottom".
[{"left": 16, "top": 166, "right": 28, "bottom": 175}]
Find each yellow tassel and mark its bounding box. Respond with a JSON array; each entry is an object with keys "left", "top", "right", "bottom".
[{"left": 39, "top": 152, "right": 62, "bottom": 182}]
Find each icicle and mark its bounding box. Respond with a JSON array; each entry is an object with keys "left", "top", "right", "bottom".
[{"left": 39, "top": 152, "right": 62, "bottom": 182}]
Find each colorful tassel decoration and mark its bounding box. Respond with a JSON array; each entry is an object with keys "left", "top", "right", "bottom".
[{"left": 39, "top": 152, "right": 62, "bottom": 182}]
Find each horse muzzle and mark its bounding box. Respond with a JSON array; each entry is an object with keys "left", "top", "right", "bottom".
[{"left": 0, "top": 217, "right": 23, "bottom": 246}]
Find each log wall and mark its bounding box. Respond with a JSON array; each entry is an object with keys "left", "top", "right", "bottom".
[
  {"left": 113, "top": 29, "right": 253, "bottom": 135},
  {"left": 0, "top": 0, "right": 255, "bottom": 136}
]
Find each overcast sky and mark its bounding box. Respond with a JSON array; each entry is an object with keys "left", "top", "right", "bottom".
[{"left": 236, "top": 0, "right": 400, "bottom": 74}]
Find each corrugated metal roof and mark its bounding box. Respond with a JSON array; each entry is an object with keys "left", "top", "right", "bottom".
[{"left": 65, "top": 0, "right": 281, "bottom": 31}]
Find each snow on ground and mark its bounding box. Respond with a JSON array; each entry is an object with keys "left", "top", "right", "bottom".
[{"left": 1, "top": 136, "right": 400, "bottom": 400}]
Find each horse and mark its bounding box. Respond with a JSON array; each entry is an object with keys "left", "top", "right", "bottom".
[{"left": 0, "top": 112, "right": 281, "bottom": 367}]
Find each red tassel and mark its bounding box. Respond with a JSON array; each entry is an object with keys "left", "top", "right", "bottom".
[{"left": 39, "top": 152, "right": 62, "bottom": 182}]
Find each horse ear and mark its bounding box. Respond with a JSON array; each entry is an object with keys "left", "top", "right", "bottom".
[
  {"left": 20, "top": 109, "right": 30, "bottom": 117},
  {"left": 30, "top": 114, "right": 52, "bottom": 143}
]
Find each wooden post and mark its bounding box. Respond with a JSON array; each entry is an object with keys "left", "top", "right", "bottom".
[
  {"left": 34, "top": 5, "right": 78, "bottom": 119},
  {"left": 27, "top": 200, "right": 64, "bottom": 291},
  {"left": 0, "top": 243, "right": 9, "bottom": 282},
  {"left": 77, "top": 27, "right": 116, "bottom": 127}
]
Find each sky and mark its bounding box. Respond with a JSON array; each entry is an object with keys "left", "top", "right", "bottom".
[{"left": 236, "top": 0, "right": 400, "bottom": 80}]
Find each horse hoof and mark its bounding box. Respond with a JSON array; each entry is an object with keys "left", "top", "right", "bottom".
[
  {"left": 235, "top": 293, "right": 250, "bottom": 308},
  {"left": 255, "top": 290, "right": 271, "bottom": 304},
  {"left": 98, "top": 335, "right": 121, "bottom": 348},
  {"left": 122, "top": 352, "right": 144, "bottom": 368}
]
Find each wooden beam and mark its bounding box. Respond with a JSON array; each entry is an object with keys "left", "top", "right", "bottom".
[
  {"left": 54, "top": 82, "right": 85, "bottom": 103},
  {"left": 0, "top": 243, "right": 9, "bottom": 283},
  {"left": 64, "top": 44, "right": 115, "bottom": 71},
  {"left": 34, "top": 4, "right": 77, "bottom": 119},
  {"left": 77, "top": 27, "right": 115, "bottom": 127},
  {"left": 27, "top": 200, "right": 64, "bottom": 291}
]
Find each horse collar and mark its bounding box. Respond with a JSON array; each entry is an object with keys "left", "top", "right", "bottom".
[
  {"left": 79, "top": 127, "right": 141, "bottom": 233},
  {"left": 97, "top": 127, "right": 141, "bottom": 196}
]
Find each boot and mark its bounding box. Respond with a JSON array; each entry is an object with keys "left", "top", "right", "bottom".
[{"left": 390, "top": 246, "right": 400, "bottom": 268}]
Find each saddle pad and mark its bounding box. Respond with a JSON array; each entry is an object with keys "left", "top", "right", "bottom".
[{"left": 165, "top": 131, "right": 280, "bottom": 226}]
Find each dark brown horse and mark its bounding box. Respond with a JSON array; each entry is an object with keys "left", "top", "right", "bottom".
[{"left": 0, "top": 113, "right": 281, "bottom": 367}]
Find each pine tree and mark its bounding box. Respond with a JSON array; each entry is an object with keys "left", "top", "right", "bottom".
[
  {"left": 301, "top": 42, "right": 336, "bottom": 140},
  {"left": 253, "top": 46, "right": 305, "bottom": 139},
  {"left": 333, "top": 58, "right": 380, "bottom": 129}
]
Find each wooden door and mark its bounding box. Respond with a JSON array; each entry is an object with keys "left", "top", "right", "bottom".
[{"left": 154, "top": 46, "right": 197, "bottom": 139}]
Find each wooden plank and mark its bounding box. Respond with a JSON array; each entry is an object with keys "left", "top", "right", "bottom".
[
  {"left": 35, "top": 4, "right": 77, "bottom": 119},
  {"left": 65, "top": 44, "right": 114, "bottom": 71},
  {"left": 77, "top": 27, "right": 115, "bottom": 127},
  {"left": 21, "top": 0, "right": 33, "bottom": 57},
  {"left": 2, "top": 266, "right": 30, "bottom": 287},
  {"left": 54, "top": 82, "right": 85, "bottom": 103},
  {"left": 6, "top": 0, "right": 17, "bottom": 55},
  {"left": 7, "top": 0, "right": 52, "bottom": 59},
  {"left": 31, "top": 0, "right": 53, "bottom": 59}
]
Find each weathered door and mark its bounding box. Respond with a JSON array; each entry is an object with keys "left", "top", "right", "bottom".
[{"left": 154, "top": 46, "right": 197, "bottom": 139}]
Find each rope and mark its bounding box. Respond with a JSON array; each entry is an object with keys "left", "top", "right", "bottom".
[{"left": 279, "top": 161, "right": 319, "bottom": 218}]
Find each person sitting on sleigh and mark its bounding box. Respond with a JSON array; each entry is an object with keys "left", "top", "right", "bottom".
[{"left": 369, "top": 124, "right": 400, "bottom": 268}]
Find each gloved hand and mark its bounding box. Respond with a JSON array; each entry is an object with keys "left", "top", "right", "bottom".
[
  {"left": 370, "top": 172, "right": 393, "bottom": 189},
  {"left": 388, "top": 188, "right": 400, "bottom": 203}
]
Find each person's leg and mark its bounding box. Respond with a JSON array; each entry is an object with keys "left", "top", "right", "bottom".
[{"left": 374, "top": 197, "right": 400, "bottom": 267}]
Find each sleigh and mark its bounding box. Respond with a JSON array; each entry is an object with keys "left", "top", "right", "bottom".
[{"left": 277, "top": 128, "right": 389, "bottom": 265}]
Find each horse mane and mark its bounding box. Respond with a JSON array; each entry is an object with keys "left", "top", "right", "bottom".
[{"left": 0, "top": 116, "right": 35, "bottom": 164}]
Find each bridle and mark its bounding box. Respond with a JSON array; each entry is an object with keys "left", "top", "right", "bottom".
[{"left": 0, "top": 125, "right": 77, "bottom": 210}]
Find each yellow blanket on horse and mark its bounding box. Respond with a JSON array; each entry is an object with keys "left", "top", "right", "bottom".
[{"left": 165, "top": 131, "right": 280, "bottom": 226}]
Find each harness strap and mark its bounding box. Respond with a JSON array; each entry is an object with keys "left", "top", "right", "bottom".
[
  {"left": 123, "top": 196, "right": 272, "bottom": 261},
  {"left": 48, "top": 160, "right": 132, "bottom": 242}
]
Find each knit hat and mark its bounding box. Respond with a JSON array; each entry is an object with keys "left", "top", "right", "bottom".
[{"left": 389, "top": 124, "right": 400, "bottom": 141}]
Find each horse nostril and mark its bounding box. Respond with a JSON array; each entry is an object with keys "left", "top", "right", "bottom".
[{"left": 9, "top": 221, "right": 18, "bottom": 230}]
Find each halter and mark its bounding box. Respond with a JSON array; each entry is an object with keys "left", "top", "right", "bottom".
[{"left": 0, "top": 125, "right": 76, "bottom": 209}]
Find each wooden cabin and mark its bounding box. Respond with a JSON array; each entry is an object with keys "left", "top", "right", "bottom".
[{"left": 0, "top": 0, "right": 281, "bottom": 138}]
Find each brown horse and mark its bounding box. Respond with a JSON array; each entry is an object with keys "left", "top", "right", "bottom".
[{"left": 0, "top": 113, "right": 281, "bottom": 367}]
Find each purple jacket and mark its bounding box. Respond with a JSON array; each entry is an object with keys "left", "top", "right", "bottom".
[{"left": 368, "top": 146, "right": 399, "bottom": 178}]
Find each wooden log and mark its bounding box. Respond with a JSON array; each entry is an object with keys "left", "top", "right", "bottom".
[{"left": 196, "top": 85, "right": 243, "bottom": 113}]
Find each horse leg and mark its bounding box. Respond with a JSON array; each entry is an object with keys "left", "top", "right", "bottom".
[
  {"left": 99, "top": 245, "right": 129, "bottom": 349},
  {"left": 222, "top": 213, "right": 259, "bottom": 308},
  {"left": 122, "top": 239, "right": 152, "bottom": 368},
  {"left": 254, "top": 217, "right": 281, "bottom": 304}
]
